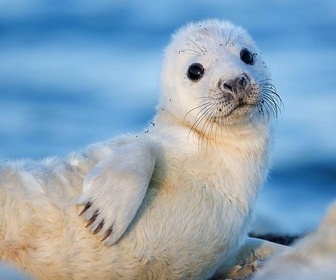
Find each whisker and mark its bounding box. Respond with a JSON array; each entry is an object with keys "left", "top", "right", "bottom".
[
  {"left": 198, "top": 110, "right": 214, "bottom": 149},
  {"left": 184, "top": 102, "right": 211, "bottom": 123},
  {"left": 231, "top": 33, "right": 244, "bottom": 46},
  {"left": 261, "top": 93, "right": 281, "bottom": 118},
  {"left": 193, "top": 104, "right": 214, "bottom": 125},
  {"left": 226, "top": 27, "right": 238, "bottom": 46},
  {"left": 226, "top": 28, "right": 234, "bottom": 46},
  {"left": 258, "top": 103, "right": 265, "bottom": 117},
  {"left": 198, "top": 106, "right": 219, "bottom": 147},
  {"left": 187, "top": 38, "right": 207, "bottom": 55},
  {"left": 187, "top": 104, "right": 214, "bottom": 141},
  {"left": 256, "top": 80, "right": 283, "bottom": 119},
  {"left": 262, "top": 93, "right": 279, "bottom": 110},
  {"left": 178, "top": 49, "right": 202, "bottom": 56},
  {"left": 194, "top": 96, "right": 214, "bottom": 101},
  {"left": 259, "top": 79, "right": 273, "bottom": 84},
  {"left": 261, "top": 99, "right": 274, "bottom": 118}
]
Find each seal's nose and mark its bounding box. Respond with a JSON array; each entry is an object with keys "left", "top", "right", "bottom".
[{"left": 222, "top": 75, "right": 249, "bottom": 94}]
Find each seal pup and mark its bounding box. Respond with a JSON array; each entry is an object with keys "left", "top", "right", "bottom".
[{"left": 0, "top": 19, "right": 283, "bottom": 279}]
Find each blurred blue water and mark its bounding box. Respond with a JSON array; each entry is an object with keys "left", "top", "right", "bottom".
[{"left": 0, "top": 0, "right": 335, "bottom": 234}]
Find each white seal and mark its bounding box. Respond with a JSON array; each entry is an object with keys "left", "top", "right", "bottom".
[{"left": 0, "top": 19, "right": 283, "bottom": 279}]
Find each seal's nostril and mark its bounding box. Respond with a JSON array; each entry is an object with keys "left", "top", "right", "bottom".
[
  {"left": 239, "top": 76, "right": 248, "bottom": 89},
  {"left": 223, "top": 82, "right": 233, "bottom": 92}
]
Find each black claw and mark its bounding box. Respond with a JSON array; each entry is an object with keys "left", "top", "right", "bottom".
[
  {"left": 79, "top": 201, "right": 92, "bottom": 216},
  {"left": 101, "top": 226, "right": 113, "bottom": 242},
  {"left": 93, "top": 220, "right": 104, "bottom": 235},
  {"left": 86, "top": 210, "right": 99, "bottom": 228}
]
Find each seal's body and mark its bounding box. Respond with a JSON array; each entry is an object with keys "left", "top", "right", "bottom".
[{"left": 0, "top": 19, "right": 282, "bottom": 279}]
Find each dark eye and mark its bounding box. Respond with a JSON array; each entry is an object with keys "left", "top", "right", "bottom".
[
  {"left": 240, "top": 48, "right": 255, "bottom": 65},
  {"left": 187, "top": 63, "right": 204, "bottom": 81}
]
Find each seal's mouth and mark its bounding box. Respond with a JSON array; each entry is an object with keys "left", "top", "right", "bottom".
[
  {"left": 215, "top": 80, "right": 282, "bottom": 120},
  {"left": 235, "top": 98, "right": 255, "bottom": 109},
  {"left": 210, "top": 86, "right": 260, "bottom": 118},
  {"left": 232, "top": 102, "right": 254, "bottom": 112},
  {"left": 219, "top": 102, "right": 256, "bottom": 119},
  {"left": 184, "top": 80, "right": 281, "bottom": 131}
]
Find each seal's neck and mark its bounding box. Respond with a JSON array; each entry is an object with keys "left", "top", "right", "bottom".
[{"left": 152, "top": 106, "right": 271, "bottom": 210}]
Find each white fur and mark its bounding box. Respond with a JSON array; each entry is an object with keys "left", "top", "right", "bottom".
[
  {"left": 254, "top": 202, "right": 336, "bottom": 280},
  {"left": 0, "top": 19, "right": 282, "bottom": 279}
]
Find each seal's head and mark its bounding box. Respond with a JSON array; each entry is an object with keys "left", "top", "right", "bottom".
[{"left": 159, "top": 19, "right": 281, "bottom": 132}]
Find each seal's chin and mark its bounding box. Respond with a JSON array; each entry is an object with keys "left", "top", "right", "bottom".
[
  {"left": 218, "top": 103, "right": 259, "bottom": 125},
  {"left": 229, "top": 103, "right": 256, "bottom": 116}
]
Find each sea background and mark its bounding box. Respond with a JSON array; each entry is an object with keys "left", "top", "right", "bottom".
[{"left": 0, "top": 0, "right": 335, "bottom": 236}]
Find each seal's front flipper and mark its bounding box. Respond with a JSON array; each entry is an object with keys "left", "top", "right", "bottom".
[
  {"left": 77, "top": 137, "right": 158, "bottom": 246},
  {"left": 214, "top": 237, "right": 288, "bottom": 279}
]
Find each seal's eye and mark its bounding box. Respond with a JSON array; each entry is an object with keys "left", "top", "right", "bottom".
[
  {"left": 187, "top": 63, "right": 204, "bottom": 81},
  {"left": 240, "top": 48, "right": 255, "bottom": 65}
]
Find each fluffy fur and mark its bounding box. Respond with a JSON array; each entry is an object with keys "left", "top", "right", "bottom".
[
  {"left": 254, "top": 202, "right": 336, "bottom": 280},
  {"left": 0, "top": 19, "right": 282, "bottom": 279}
]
